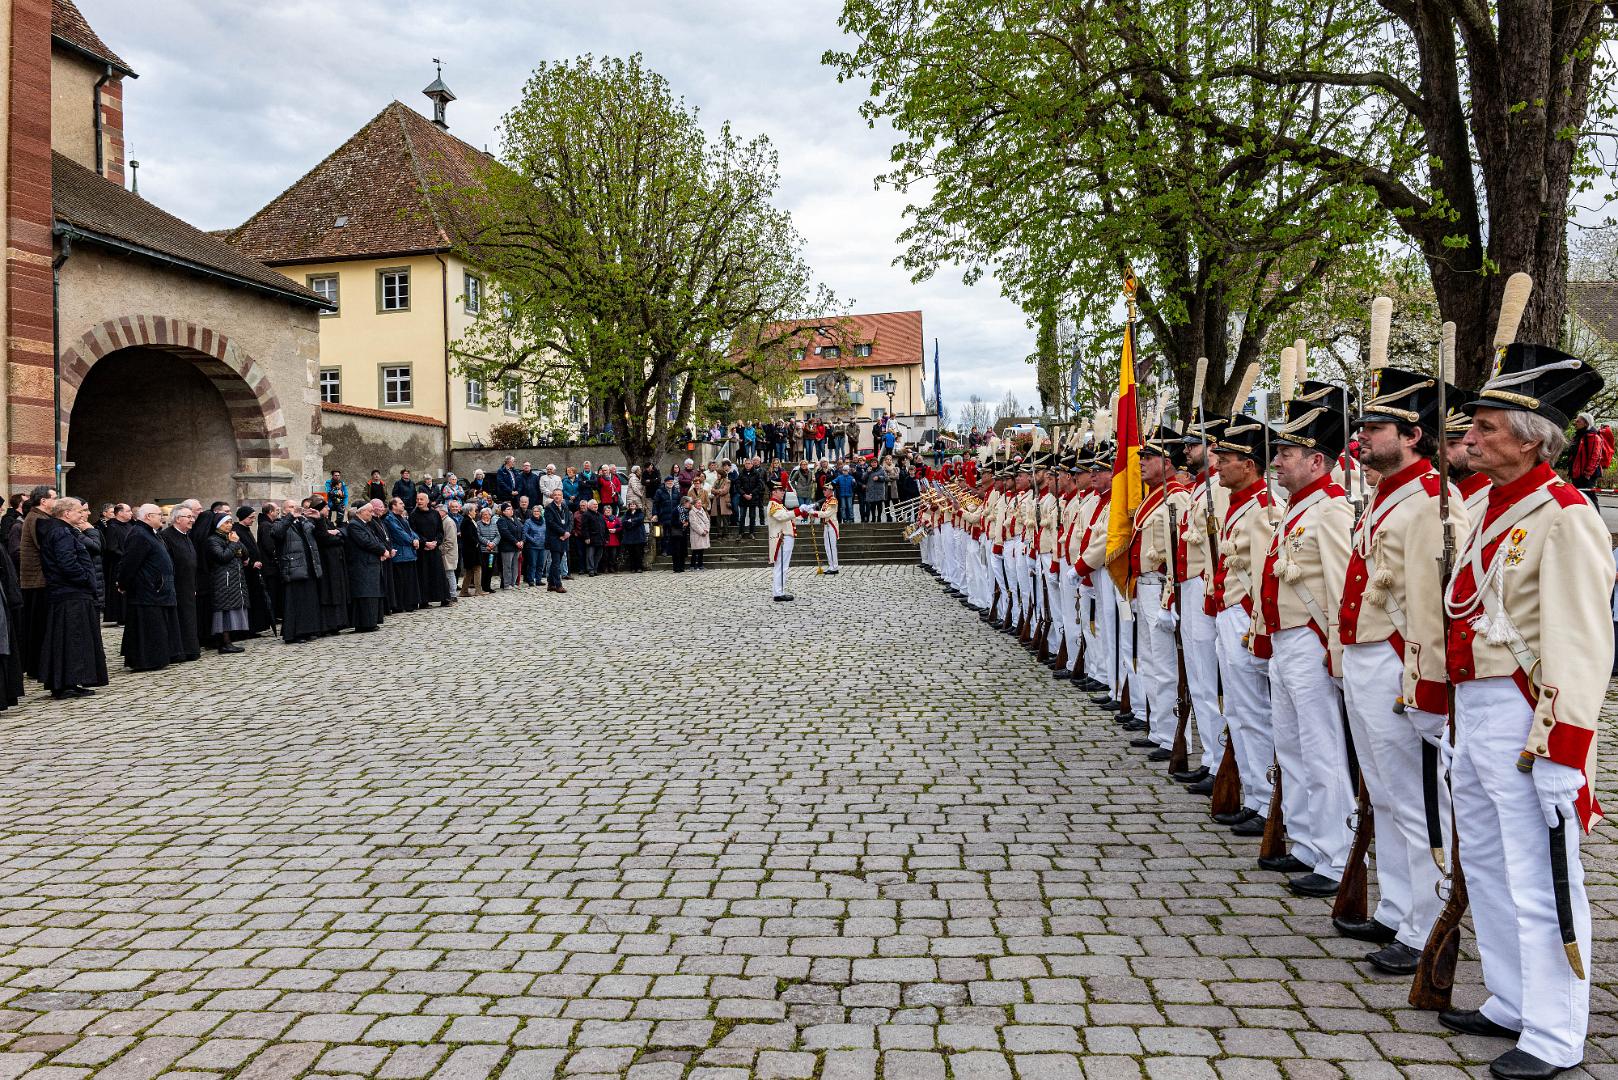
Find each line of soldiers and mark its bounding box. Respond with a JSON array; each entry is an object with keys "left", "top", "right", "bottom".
[{"left": 915, "top": 327, "right": 1611, "bottom": 1080}]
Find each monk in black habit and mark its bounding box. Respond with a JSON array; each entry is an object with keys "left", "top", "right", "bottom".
[
  {"left": 100, "top": 503, "right": 131, "bottom": 625},
  {"left": 117, "top": 504, "right": 185, "bottom": 671},
  {"left": 311, "top": 497, "right": 349, "bottom": 634},
  {"left": 192, "top": 501, "right": 227, "bottom": 647},
  {"left": 345, "top": 501, "right": 387, "bottom": 632},
  {"left": 257, "top": 502, "right": 284, "bottom": 622},
  {"left": 234, "top": 505, "right": 275, "bottom": 636},
  {"left": 275, "top": 505, "right": 324, "bottom": 644},
  {"left": 161, "top": 507, "right": 202, "bottom": 662},
  {"left": 0, "top": 535, "right": 24, "bottom": 710},
  {"left": 408, "top": 491, "right": 450, "bottom": 607}
]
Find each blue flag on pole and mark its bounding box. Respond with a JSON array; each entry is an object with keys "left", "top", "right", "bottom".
[{"left": 932, "top": 338, "right": 943, "bottom": 426}]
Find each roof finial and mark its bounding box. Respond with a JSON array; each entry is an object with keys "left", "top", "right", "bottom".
[{"left": 423, "top": 59, "right": 456, "bottom": 131}]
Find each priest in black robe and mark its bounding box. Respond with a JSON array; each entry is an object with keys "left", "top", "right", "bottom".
[
  {"left": 345, "top": 501, "right": 387, "bottom": 631},
  {"left": 118, "top": 505, "right": 184, "bottom": 671},
  {"left": 408, "top": 492, "right": 450, "bottom": 607},
  {"left": 234, "top": 505, "right": 275, "bottom": 636},
  {"left": 161, "top": 507, "right": 201, "bottom": 662},
  {"left": 100, "top": 504, "right": 132, "bottom": 625},
  {"left": 0, "top": 538, "right": 24, "bottom": 710},
  {"left": 257, "top": 502, "right": 284, "bottom": 622},
  {"left": 311, "top": 498, "right": 349, "bottom": 634},
  {"left": 275, "top": 506, "right": 324, "bottom": 644}
]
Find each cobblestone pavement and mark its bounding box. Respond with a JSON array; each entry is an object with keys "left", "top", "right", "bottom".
[{"left": 0, "top": 565, "right": 1613, "bottom": 1080}]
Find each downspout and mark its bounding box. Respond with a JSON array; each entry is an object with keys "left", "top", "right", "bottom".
[
  {"left": 435, "top": 253, "right": 452, "bottom": 466},
  {"left": 52, "top": 232, "right": 74, "bottom": 492},
  {"left": 92, "top": 66, "right": 112, "bottom": 178}
]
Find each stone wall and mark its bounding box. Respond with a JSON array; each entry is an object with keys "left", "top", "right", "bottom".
[{"left": 320, "top": 405, "right": 446, "bottom": 497}]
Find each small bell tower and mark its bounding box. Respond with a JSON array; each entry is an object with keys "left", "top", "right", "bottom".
[{"left": 422, "top": 59, "right": 456, "bottom": 130}]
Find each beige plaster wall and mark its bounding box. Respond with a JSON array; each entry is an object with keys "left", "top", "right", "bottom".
[
  {"left": 320, "top": 409, "right": 446, "bottom": 497},
  {"left": 50, "top": 48, "right": 99, "bottom": 171},
  {"left": 56, "top": 246, "right": 325, "bottom": 502}
]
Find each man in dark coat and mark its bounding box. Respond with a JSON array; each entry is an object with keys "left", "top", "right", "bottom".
[
  {"left": 494, "top": 456, "right": 521, "bottom": 504},
  {"left": 16, "top": 485, "right": 58, "bottom": 679},
  {"left": 364, "top": 499, "right": 398, "bottom": 610},
  {"left": 518, "top": 463, "right": 542, "bottom": 506},
  {"left": 235, "top": 505, "right": 274, "bottom": 636},
  {"left": 257, "top": 502, "right": 285, "bottom": 622},
  {"left": 345, "top": 501, "right": 387, "bottom": 631},
  {"left": 275, "top": 503, "right": 324, "bottom": 644},
  {"left": 118, "top": 504, "right": 184, "bottom": 671},
  {"left": 736, "top": 462, "right": 765, "bottom": 539},
  {"left": 542, "top": 489, "right": 571, "bottom": 592},
  {"left": 100, "top": 503, "right": 132, "bottom": 626},
  {"left": 391, "top": 469, "right": 416, "bottom": 506},
  {"left": 408, "top": 492, "right": 450, "bottom": 606},
  {"left": 161, "top": 506, "right": 202, "bottom": 662},
  {"left": 311, "top": 498, "right": 349, "bottom": 633},
  {"left": 457, "top": 503, "right": 481, "bottom": 596},
  {"left": 190, "top": 500, "right": 228, "bottom": 647}
]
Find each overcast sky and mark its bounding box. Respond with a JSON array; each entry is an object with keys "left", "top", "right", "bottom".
[{"left": 85, "top": 0, "right": 1038, "bottom": 419}]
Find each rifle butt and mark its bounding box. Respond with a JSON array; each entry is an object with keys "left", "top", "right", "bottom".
[
  {"left": 1331, "top": 785, "right": 1374, "bottom": 923},
  {"left": 1410, "top": 857, "right": 1468, "bottom": 1011},
  {"left": 1211, "top": 738, "right": 1241, "bottom": 818},
  {"left": 1259, "top": 770, "right": 1287, "bottom": 859}
]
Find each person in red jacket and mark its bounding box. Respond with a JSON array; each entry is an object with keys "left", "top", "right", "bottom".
[{"left": 1565, "top": 411, "right": 1612, "bottom": 501}]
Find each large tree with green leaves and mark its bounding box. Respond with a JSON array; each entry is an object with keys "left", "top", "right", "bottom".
[
  {"left": 446, "top": 54, "right": 837, "bottom": 467},
  {"left": 827, "top": 0, "right": 1389, "bottom": 418},
  {"left": 1111, "top": 0, "right": 1618, "bottom": 384}
]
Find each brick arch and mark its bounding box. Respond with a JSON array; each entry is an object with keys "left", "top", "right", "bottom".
[{"left": 58, "top": 315, "right": 289, "bottom": 466}]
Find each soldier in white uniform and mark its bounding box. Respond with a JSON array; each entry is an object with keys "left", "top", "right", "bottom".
[
  {"left": 1130, "top": 425, "right": 1195, "bottom": 761},
  {"left": 1176, "top": 419, "right": 1230, "bottom": 791},
  {"left": 766, "top": 484, "right": 806, "bottom": 601},
  {"left": 1432, "top": 343, "right": 1610, "bottom": 1079},
  {"left": 1210, "top": 414, "right": 1284, "bottom": 834},
  {"left": 1254, "top": 387, "right": 1355, "bottom": 899}
]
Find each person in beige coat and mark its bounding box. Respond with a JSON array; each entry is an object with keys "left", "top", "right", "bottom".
[
  {"left": 688, "top": 495, "right": 711, "bottom": 570},
  {"left": 437, "top": 504, "right": 459, "bottom": 603}
]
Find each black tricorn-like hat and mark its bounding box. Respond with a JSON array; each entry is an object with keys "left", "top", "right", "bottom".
[
  {"left": 1140, "top": 423, "right": 1187, "bottom": 468},
  {"left": 1180, "top": 416, "right": 1227, "bottom": 446},
  {"left": 1356, "top": 367, "right": 1445, "bottom": 437},
  {"left": 1294, "top": 379, "right": 1352, "bottom": 418},
  {"left": 1444, "top": 389, "right": 1477, "bottom": 438},
  {"left": 1465, "top": 343, "right": 1604, "bottom": 428},
  {"left": 1274, "top": 396, "right": 1348, "bottom": 460},
  {"left": 1214, "top": 414, "right": 1275, "bottom": 461}
]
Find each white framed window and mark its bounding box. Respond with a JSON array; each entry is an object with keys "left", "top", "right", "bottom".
[
  {"left": 791, "top": 348, "right": 806, "bottom": 361},
  {"left": 464, "top": 272, "right": 482, "bottom": 314},
  {"left": 503, "top": 380, "right": 520, "bottom": 414},
  {"left": 855, "top": 343, "right": 872, "bottom": 357},
  {"left": 802, "top": 377, "right": 817, "bottom": 396},
  {"left": 378, "top": 268, "right": 410, "bottom": 311},
  {"left": 319, "top": 367, "right": 341, "bottom": 404},
  {"left": 465, "top": 377, "right": 485, "bottom": 409},
  {"left": 847, "top": 376, "right": 862, "bottom": 391},
  {"left": 381, "top": 365, "right": 413, "bottom": 407},
  {"left": 822, "top": 345, "right": 840, "bottom": 360},
  {"left": 872, "top": 374, "right": 897, "bottom": 393},
  {"left": 308, "top": 274, "right": 339, "bottom": 314},
  {"left": 869, "top": 407, "right": 885, "bottom": 420},
  {"left": 568, "top": 399, "right": 584, "bottom": 425}
]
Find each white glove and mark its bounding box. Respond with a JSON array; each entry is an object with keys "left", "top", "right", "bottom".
[
  {"left": 1079, "top": 584, "right": 1095, "bottom": 601},
  {"left": 1532, "top": 759, "right": 1584, "bottom": 828},
  {"left": 1155, "top": 605, "right": 1178, "bottom": 630}
]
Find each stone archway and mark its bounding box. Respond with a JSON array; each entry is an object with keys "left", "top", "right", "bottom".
[{"left": 58, "top": 316, "right": 292, "bottom": 505}]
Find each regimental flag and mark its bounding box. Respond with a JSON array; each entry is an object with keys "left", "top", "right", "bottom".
[{"left": 1106, "top": 272, "right": 1144, "bottom": 596}]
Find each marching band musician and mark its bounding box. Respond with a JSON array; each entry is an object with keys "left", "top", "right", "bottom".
[
  {"left": 1130, "top": 426, "right": 1195, "bottom": 761},
  {"left": 1432, "top": 343, "right": 1609, "bottom": 1079},
  {"left": 766, "top": 483, "right": 809, "bottom": 602},
  {"left": 813, "top": 489, "right": 840, "bottom": 575},
  {"left": 1209, "top": 413, "right": 1284, "bottom": 835},
  {"left": 1337, "top": 367, "right": 1464, "bottom": 965},
  {"left": 1253, "top": 386, "right": 1355, "bottom": 900},
  {"left": 965, "top": 471, "right": 994, "bottom": 610},
  {"left": 1175, "top": 419, "right": 1229, "bottom": 790}
]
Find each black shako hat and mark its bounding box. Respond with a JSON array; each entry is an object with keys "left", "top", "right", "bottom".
[
  {"left": 1274, "top": 396, "right": 1348, "bottom": 460},
  {"left": 1465, "top": 343, "right": 1604, "bottom": 428},
  {"left": 1356, "top": 367, "right": 1448, "bottom": 438},
  {"left": 1180, "top": 416, "right": 1227, "bottom": 447},
  {"left": 1214, "top": 414, "right": 1275, "bottom": 461}
]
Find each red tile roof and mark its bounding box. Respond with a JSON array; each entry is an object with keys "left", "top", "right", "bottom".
[
  {"left": 321, "top": 403, "right": 445, "bottom": 428},
  {"left": 53, "top": 152, "right": 326, "bottom": 307},
  {"left": 51, "top": 0, "right": 134, "bottom": 76},
  {"left": 773, "top": 310, "right": 924, "bottom": 371},
  {"left": 227, "top": 101, "right": 493, "bottom": 266}
]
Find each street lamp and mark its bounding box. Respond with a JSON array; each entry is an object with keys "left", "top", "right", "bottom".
[{"left": 715, "top": 384, "right": 733, "bottom": 443}]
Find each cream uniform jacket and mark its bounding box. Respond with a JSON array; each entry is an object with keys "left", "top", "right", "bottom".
[
  {"left": 1253, "top": 474, "right": 1352, "bottom": 669},
  {"left": 1135, "top": 481, "right": 1195, "bottom": 579},
  {"left": 1211, "top": 480, "right": 1282, "bottom": 614},
  {"left": 766, "top": 499, "right": 798, "bottom": 554},
  {"left": 1064, "top": 490, "right": 1099, "bottom": 567},
  {"left": 1181, "top": 470, "right": 1231, "bottom": 582},
  {"left": 1338, "top": 459, "right": 1468, "bottom": 708},
  {"left": 1037, "top": 489, "right": 1061, "bottom": 556},
  {"left": 1440, "top": 465, "right": 1614, "bottom": 829}
]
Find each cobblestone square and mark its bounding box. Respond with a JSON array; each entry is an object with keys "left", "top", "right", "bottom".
[{"left": 0, "top": 566, "right": 1612, "bottom": 1079}]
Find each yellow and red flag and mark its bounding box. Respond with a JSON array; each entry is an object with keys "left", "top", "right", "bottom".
[{"left": 1105, "top": 272, "right": 1143, "bottom": 596}]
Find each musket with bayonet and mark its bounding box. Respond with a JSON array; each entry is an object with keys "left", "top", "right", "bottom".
[
  {"left": 1165, "top": 383, "right": 1198, "bottom": 775},
  {"left": 1209, "top": 361, "right": 1261, "bottom": 820}
]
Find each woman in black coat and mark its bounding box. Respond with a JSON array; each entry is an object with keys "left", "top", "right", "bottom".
[
  {"left": 205, "top": 517, "right": 249, "bottom": 654},
  {"left": 620, "top": 505, "right": 648, "bottom": 573},
  {"left": 345, "top": 505, "right": 387, "bottom": 632},
  {"left": 119, "top": 508, "right": 184, "bottom": 671},
  {"left": 38, "top": 499, "right": 109, "bottom": 698}
]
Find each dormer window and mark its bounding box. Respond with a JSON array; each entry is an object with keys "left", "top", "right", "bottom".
[
  {"left": 855, "top": 343, "right": 872, "bottom": 357},
  {"left": 822, "top": 346, "right": 840, "bottom": 360}
]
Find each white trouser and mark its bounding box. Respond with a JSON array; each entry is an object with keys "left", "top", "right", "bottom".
[
  {"left": 1456, "top": 677, "right": 1589, "bottom": 1068},
  {"left": 1058, "top": 563, "right": 1083, "bottom": 672},
  {"left": 1215, "top": 605, "right": 1273, "bottom": 813},
  {"left": 1134, "top": 580, "right": 1178, "bottom": 748},
  {"left": 944, "top": 526, "right": 960, "bottom": 585},
  {"left": 823, "top": 527, "right": 839, "bottom": 571},
  {"left": 1269, "top": 627, "right": 1354, "bottom": 879},
  {"left": 772, "top": 535, "right": 794, "bottom": 596},
  {"left": 1029, "top": 551, "right": 1046, "bottom": 627},
  {"left": 1005, "top": 539, "right": 1027, "bottom": 624},
  {"left": 1342, "top": 641, "right": 1446, "bottom": 947},
  {"left": 970, "top": 538, "right": 992, "bottom": 608},
  {"left": 1080, "top": 585, "right": 1104, "bottom": 682},
  {"left": 1035, "top": 554, "right": 1058, "bottom": 650},
  {"left": 1116, "top": 584, "right": 1139, "bottom": 709},
  {"left": 1179, "top": 577, "right": 1224, "bottom": 771},
  {"left": 991, "top": 549, "right": 1010, "bottom": 620},
  {"left": 1094, "top": 574, "right": 1121, "bottom": 697}
]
